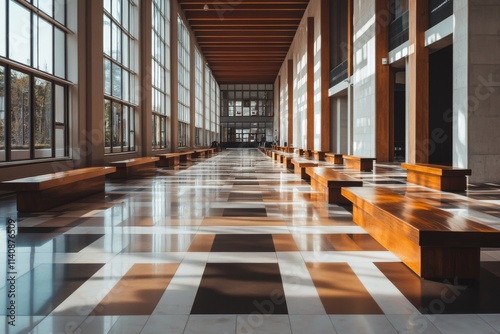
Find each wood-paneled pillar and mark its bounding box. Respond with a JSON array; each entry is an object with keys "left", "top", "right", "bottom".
[
  {"left": 408, "top": 0, "right": 429, "bottom": 163},
  {"left": 347, "top": 0, "right": 354, "bottom": 77},
  {"left": 375, "top": 0, "right": 390, "bottom": 162},
  {"left": 84, "top": 0, "right": 104, "bottom": 166},
  {"left": 320, "top": 0, "right": 330, "bottom": 151},
  {"left": 287, "top": 59, "right": 294, "bottom": 148},
  {"left": 170, "top": 3, "right": 179, "bottom": 152},
  {"left": 140, "top": 0, "right": 153, "bottom": 157},
  {"left": 307, "top": 17, "right": 314, "bottom": 151}
]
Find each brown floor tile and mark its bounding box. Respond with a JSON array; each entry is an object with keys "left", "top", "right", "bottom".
[
  {"left": 211, "top": 234, "right": 275, "bottom": 252},
  {"left": 202, "top": 217, "right": 286, "bottom": 226},
  {"left": 92, "top": 263, "right": 179, "bottom": 315},
  {"left": 222, "top": 208, "right": 267, "bottom": 217},
  {"left": 273, "top": 234, "right": 299, "bottom": 251},
  {"left": 376, "top": 262, "right": 500, "bottom": 314},
  {"left": 191, "top": 263, "right": 288, "bottom": 314},
  {"left": 188, "top": 234, "right": 215, "bottom": 252},
  {"left": 307, "top": 263, "right": 383, "bottom": 314}
]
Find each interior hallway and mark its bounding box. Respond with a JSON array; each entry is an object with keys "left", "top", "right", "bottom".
[{"left": 1, "top": 149, "right": 500, "bottom": 334}]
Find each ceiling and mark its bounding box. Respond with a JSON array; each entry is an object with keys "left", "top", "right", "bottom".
[{"left": 178, "top": 0, "right": 310, "bottom": 84}]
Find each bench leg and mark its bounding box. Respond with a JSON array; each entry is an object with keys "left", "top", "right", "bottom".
[
  {"left": 420, "top": 247, "right": 480, "bottom": 280},
  {"left": 16, "top": 176, "right": 106, "bottom": 212}
]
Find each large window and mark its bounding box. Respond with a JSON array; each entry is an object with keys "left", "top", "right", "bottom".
[
  {"left": 220, "top": 84, "right": 274, "bottom": 117},
  {"left": 178, "top": 16, "right": 190, "bottom": 147},
  {"left": 152, "top": 0, "right": 170, "bottom": 150},
  {"left": 103, "top": 0, "right": 138, "bottom": 154},
  {"left": 194, "top": 49, "right": 203, "bottom": 146},
  {"left": 0, "top": 0, "right": 69, "bottom": 163},
  {"left": 204, "top": 67, "right": 211, "bottom": 145}
]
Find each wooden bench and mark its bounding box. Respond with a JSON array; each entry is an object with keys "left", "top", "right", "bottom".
[
  {"left": 109, "top": 157, "right": 159, "bottom": 179},
  {"left": 156, "top": 153, "right": 181, "bottom": 167},
  {"left": 401, "top": 163, "right": 472, "bottom": 192},
  {"left": 0, "top": 166, "right": 116, "bottom": 212},
  {"left": 312, "top": 150, "right": 328, "bottom": 161},
  {"left": 192, "top": 148, "right": 215, "bottom": 158},
  {"left": 291, "top": 159, "right": 318, "bottom": 181},
  {"left": 306, "top": 167, "right": 363, "bottom": 204},
  {"left": 343, "top": 155, "right": 376, "bottom": 171},
  {"left": 303, "top": 149, "right": 313, "bottom": 159},
  {"left": 278, "top": 152, "right": 295, "bottom": 169},
  {"left": 295, "top": 148, "right": 304, "bottom": 156},
  {"left": 325, "top": 153, "right": 343, "bottom": 165},
  {"left": 341, "top": 186, "right": 500, "bottom": 279}
]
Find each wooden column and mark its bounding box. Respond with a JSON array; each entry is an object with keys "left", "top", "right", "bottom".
[
  {"left": 375, "top": 0, "right": 390, "bottom": 162},
  {"left": 85, "top": 0, "right": 104, "bottom": 166},
  {"left": 189, "top": 33, "right": 196, "bottom": 148},
  {"left": 307, "top": 17, "right": 314, "bottom": 151},
  {"left": 347, "top": 0, "right": 354, "bottom": 77},
  {"left": 320, "top": 0, "right": 330, "bottom": 151},
  {"left": 287, "top": 59, "right": 294, "bottom": 148},
  {"left": 140, "top": 0, "right": 153, "bottom": 157},
  {"left": 170, "top": 3, "right": 179, "bottom": 152},
  {"left": 408, "top": 0, "right": 429, "bottom": 163}
]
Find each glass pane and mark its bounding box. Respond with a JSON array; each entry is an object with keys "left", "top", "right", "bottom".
[
  {"left": 0, "top": 0, "right": 5, "bottom": 57},
  {"left": 0, "top": 66, "right": 4, "bottom": 161},
  {"left": 54, "top": 84, "right": 65, "bottom": 157},
  {"left": 9, "top": 0, "right": 31, "bottom": 66},
  {"left": 54, "top": 0, "right": 65, "bottom": 24},
  {"left": 111, "top": 0, "right": 121, "bottom": 21},
  {"left": 34, "top": 77, "right": 53, "bottom": 158},
  {"left": 112, "top": 62, "right": 121, "bottom": 98},
  {"left": 112, "top": 102, "right": 122, "bottom": 148},
  {"left": 122, "top": 105, "right": 129, "bottom": 150},
  {"left": 104, "top": 0, "right": 111, "bottom": 13},
  {"left": 122, "top": 34, "right": 129, "bottom": 67},
  {"left": 111, "top": 21, "right": 121, "bottom": 62},
  {"left": 122, "top": 69, "right": 129, "bottom": 102},
  {"left": 10, "top": 70, "right": 30, "bottom": 160},
  {"left": 103, "top": 59, "right": 111, "bottom": 95},
  {"left": 54, "top": 27, "right": 66, "bottom": 78},
  {"left": 104, "top": 100, "right": 111, "bottom": 149},
  {"left": 103, "top": 15, "right": 111, "bottom": 56},
  {"left": 38, "top": 17, "right": 53, "bottom": 74},
  {"left": 37, "top": 0, "right": 53, "bottom": 17},
  {"left": 122, "top": 0, "right": 129, "bottom": 30}
]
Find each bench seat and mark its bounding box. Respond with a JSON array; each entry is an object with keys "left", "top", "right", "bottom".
[
  {"left": 342, "top": 155, "right": 376, "bottom": 171},
  {"left": 312, "top": 150, "right": 328, "bottom": 161},
  {"left": 110, "top": 157, "right": 159, "bottom": 179},
  {"left": 291, "top": 159, "right": 318, "bottom": 180},
  {"left": 325, "top": 153, "right": 343, "bottom": 165},
  {"left": 306, "top": 167, "right": 363, "bottom": 204},
  {"left": 341, "top": 186, "right": 500, "bottom": 279},
  {"left": 0, "top": 166, "right": 116, "bottom": 212},
  {"left": 401, "top": 163, "right": 472, "bottom": 192}
]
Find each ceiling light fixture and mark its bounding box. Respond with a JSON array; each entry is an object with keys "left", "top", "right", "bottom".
[{"left": 203, "top": 4, "right": 209, "bottom": 11}]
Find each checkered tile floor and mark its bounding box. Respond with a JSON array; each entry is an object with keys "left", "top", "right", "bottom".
[{"left": 1, "top": 148, "right": 500, "bottom": 333}]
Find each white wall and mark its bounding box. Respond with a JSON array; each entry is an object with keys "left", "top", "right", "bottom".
[{"left": 352, "top": 0, "right": 377, "bottom": 157}]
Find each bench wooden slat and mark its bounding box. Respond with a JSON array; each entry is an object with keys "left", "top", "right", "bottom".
[
  {"left": 0, "top": 166, "right": 116, "bottom": 212},
  {"left": 0, "top": 166, "right": 116, "bottom": 191},
  {"left": 325, "top": 153, "right": 343, "bottom": 165},
  {"left": 291, "top": 158, "right": 318, "bottom": 180},
  {"left": 342, "top": 155, "right": 376, "bottom": 171},
  {"left": 110, "top": 157, "right": 159, "bottom": 179},
  {"left": 401, "top": 163, "right": 471, "bottom": 191},
  {"left": 306, "top": 167, "right": 362, "bottom": 204},
  {"left": 341, "top": 186, "right": 500, "bottom": 279}
]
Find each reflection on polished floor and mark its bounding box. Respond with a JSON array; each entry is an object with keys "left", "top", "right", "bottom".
[{"left": 1, "top": 149, "right": 500, "bottom": 334}]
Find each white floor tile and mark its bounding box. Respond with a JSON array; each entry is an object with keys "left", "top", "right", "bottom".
[
  {"left": 75, "top": 316, "right": 120, "bottom": 334},
  {"left": 236, "top": 315, "right": 291, "bottom": 334},
  {"left": 184, "top": 315, "right": 236, "bottom": 334},
  {"left": 107, "top": 316, "right": 149, "bottom": 334},
  {"left": 348, "top": 262, "right": 418, "bottom": 315},
  {"left": 152, "top": 253, "right": 208, "bottom": 315},
  {"left": 29, "top": 315, "right": 87, "bottom": 334},
  {"left": 386, "top": 314, "right": 441, "bottom": 334},
  {"left": 277, "top": 252, "right": 326, "bottom": 315},
  {"left": 427, "top": 314, "right": 498, "bottom": 334},
  {"left": 301, "top": 251, "right": 400, "bottom": 263},
  {"left": 140, "top": 315, "right": 189, "bottom": 334},
  {"left": 479, "top": 314, "right": 500, "bottom": 332},
  {"left": 289, "top": 315, "right": 337, "bottom": 334},
  {"left": 0, "top": 315, "right": 44, "bottom": 334},
  {"left": 330, "top": 315, "right": 398, "bottom": 334},
  {"left": 208, "top": 252, "right": 277, "bottom": 263}
]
